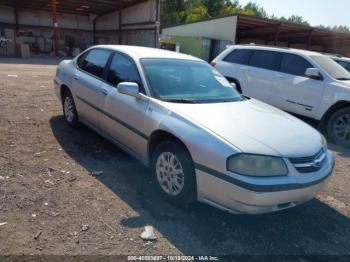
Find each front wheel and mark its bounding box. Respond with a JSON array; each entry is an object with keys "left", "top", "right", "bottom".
[
  {"left": 327, "top": 107, "right": 350, "bottom": 147},
  {"left": 151, "top": 140, "right": 197, "bottom": 206}
]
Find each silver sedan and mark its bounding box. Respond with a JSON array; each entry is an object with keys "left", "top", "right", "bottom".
[{"left": 54, "top": 45, "right": 335, "bottom": 214}]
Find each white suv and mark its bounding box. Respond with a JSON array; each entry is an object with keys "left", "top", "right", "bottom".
[{"left": 212, "top": 45, "right": 350, "bottom": 146}]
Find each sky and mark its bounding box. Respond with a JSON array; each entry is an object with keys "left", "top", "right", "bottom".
[{"left": 239, "top": 0, "right": 350, "bottom": 28}]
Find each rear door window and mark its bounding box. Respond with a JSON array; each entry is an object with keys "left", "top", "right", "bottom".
[
  {"left": 280, "top": 53, "right": 313, "bottom": 76},
  {"left": 223, "top": 49, "right": 253, "bottom": 65},
  {"left": 248, "top": 50, "right": 282, "bottom": 71},
  {"left": 79, "top": 49, "right": 112, "bottom": 78}
]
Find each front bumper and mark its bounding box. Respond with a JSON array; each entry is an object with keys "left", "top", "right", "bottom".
[{"left": 196, "top": 150, "right": 335, "bottom": 214}]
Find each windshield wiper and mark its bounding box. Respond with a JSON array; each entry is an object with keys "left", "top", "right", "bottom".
[
  {"left": 336, "top": 77, "right": 350, "bottom": 81},
  {"left": 166, "top": 99, "right": 197, "bottom": 104}
]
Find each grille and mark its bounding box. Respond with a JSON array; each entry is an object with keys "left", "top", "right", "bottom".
[{"left": 289, "top": 149, "right": 326, "bottom": 173}]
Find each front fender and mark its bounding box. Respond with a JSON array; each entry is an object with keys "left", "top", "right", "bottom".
[
  {"left": 316, "top": 82, "right": 350, "bottom": 120},
  {"left": 145, "top": 100, "right": 239, "bottom": 174}
]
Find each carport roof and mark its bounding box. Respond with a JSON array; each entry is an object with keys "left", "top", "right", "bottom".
[
  {"left": 236, "top": 14, "right": 350, "bottom": 47},
  {"left": 0, "top": 0, "right": 147, "bottom": 15}
]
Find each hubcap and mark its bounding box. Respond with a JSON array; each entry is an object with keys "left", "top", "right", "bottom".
[
  {"left": 64, "top": 96, "right": 75, "bottom": 123},
  {"left": 333, "top": 113, "right": 350, "bottom": 142},
  {"left": 156, "top": 152, "right": 184, "bottom": 196}
]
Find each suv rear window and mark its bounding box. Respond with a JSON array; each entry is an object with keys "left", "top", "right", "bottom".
[
  {"left": 280, "top": 54, "right": 312, "bottom": 76},
  {"left": 223, "top": 49, "right": 252, "bottom": 65},
  {"left": 249, "top": 50, "right": 282, "bottom": 71},
  {"left": 337, "top": 60, "right": 350, "bottom": 72}
]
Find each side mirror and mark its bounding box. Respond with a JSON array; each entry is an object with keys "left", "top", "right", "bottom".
[
  {"left": 117, "top": 82, "right": 140, "bottom": 98},
  {"left": 305, "top": 68, "right": 322, "bottom": 80}
]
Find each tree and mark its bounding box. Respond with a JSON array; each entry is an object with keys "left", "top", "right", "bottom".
[
  {"left": 201, "top": 0, "right": 227, "bottom": 17},
  {"left": 332, "top": 25, "right": 350, "bottom": 33},
  {"left": 242, "top": 2, "right": 268, "bottom": 18},
  {"left": 280, "top": 15, "right": 310, "bottom": 26},
  {"left": 186, "top": 4, "right": 210, "bottom": 23},
  {"left": 160, "top": 0, "right": 349, "bottom": 34},
  {"left": 219, "top": 0, "right": 241, "bottom": 15},
  {"left": 160, "top": 0, "right": 188, "bottom": 27},
  {"left": 220, "top": 4, "right": 239, "bottom": 15},
  {"left": 317, "top": 24, "right": 350, "bottom": 33}
]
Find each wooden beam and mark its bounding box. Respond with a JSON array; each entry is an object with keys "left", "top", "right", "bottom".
[
  {"left": 274, "top": 24, "right": 280, "bottom": 46},
  {"left": 237, "top": 24, "right": 279, "bottom": 36},
  {"left": 306, "top": 30, "right": 313, "bottom": 50}
]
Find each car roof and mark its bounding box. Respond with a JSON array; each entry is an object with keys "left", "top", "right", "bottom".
[
  {"left": 92, "top": 45, "right": 203, "bottom": 62},
  {"left": 231, "top": 44, "right": 322, "bottom": 57}
]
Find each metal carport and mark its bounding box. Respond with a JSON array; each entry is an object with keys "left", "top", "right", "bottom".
[
  {"left": 0, "top": 0, "right": 160, "bottom": 56},
  {"left": 236, "top": 14, "right": 350, "bottom": 56}
]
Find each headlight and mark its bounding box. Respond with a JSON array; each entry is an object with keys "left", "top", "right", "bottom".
[{"left": 227, "top": 154, "right": 288, "bottom": 177}]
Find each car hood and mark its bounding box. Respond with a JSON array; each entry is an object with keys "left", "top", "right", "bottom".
[{"left": 163, "top": 99, "right": 322, "bottom": 157}]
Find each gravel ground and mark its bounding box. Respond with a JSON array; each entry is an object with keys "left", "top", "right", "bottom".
[{"left": 0, "top": 57, "right": 350, "bottom": 256}]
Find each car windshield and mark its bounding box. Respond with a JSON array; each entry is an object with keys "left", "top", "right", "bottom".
[
  {"left": 311, "top": 55, "right": 350, "bottom": 80},
  {"left": 141, "top": 58, "right": 242, "bottom": 103}
]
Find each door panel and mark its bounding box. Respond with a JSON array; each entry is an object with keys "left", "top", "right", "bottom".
[
  {"left": 100, "top": 84, "right": 149, "bottom": 157},
  {"left": 270, "top": 72, "right": 297, "bottom": 112},
  {"left": 240, "top": 50, "right": 282, "bottom": 104},
  {"left": 73, "top": 48, "right": 112, "bottom": 125},
  {"left": 73, "top": 70, "right": 103, "bottom": 125},
  {"left": 241, "top": 66, "right": 275, "bottom": 103},
  {"left": 99, "top": 52, "right": 149, "bottom": 158},
  {"left": 270, "top": 53, "right": 325, "bottom": 118},
  {"left": 291, "top": 77, "right": 324, "bottom": 117}
]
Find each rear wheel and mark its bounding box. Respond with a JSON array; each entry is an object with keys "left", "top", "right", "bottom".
[
  {"left": 151, "top": 140, "right": 197, "bottom": 206},
  {"left": 62, "top": 90, "right": 79, "bottom": 127},
  {"left": 327, "top": 107, "right": 350, "bottom": 147}
]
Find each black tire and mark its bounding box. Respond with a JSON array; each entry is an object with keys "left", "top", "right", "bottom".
[
  {"left": 151, "top": 140, "right": 197, "bottom": 206},
  {"left": 326, "top": 107, "right": 350, "bottom": 147},
  {"left": 62, "top": 90, "right": 79, "bottom": 127}
]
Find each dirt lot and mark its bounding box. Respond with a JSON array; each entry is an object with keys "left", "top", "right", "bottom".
[{"left": 0, "top": 57, "right": 350, "bottom": 256}]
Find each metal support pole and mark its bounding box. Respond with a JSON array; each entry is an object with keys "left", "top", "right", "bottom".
[
  {"left": 93, "top": 15, "right": 103, "bottom": 45},
  {"left": 118, "top": 10, "right": 122, "bottom": 44},
  {"left": 14, "top": 1, "right": 19, "bottom": 56},
  {"left": 155, "top": 0, "right": 160, "bottom": 48},
  {"left": 274, "top": 24, "right": 280, "bottom": 46},
  {"left": 306, "top": 30, "right": 313, "bottom": 50},
  {"left": 93, "top": 17, "right": 97, "bottom": 45},
  {"left": 51, "top": 0, "right": 59, "bottom": 56}
]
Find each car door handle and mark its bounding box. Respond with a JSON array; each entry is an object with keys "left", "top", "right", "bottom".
[
  {"left": 73, "top": 75, "right": 79, "bottom": 80},
  {"left": 240, "top": 67, "right": 249, "bottom": 71},
  {"left": 100, "top": 88, "right": 108, "bottom": 95}
]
